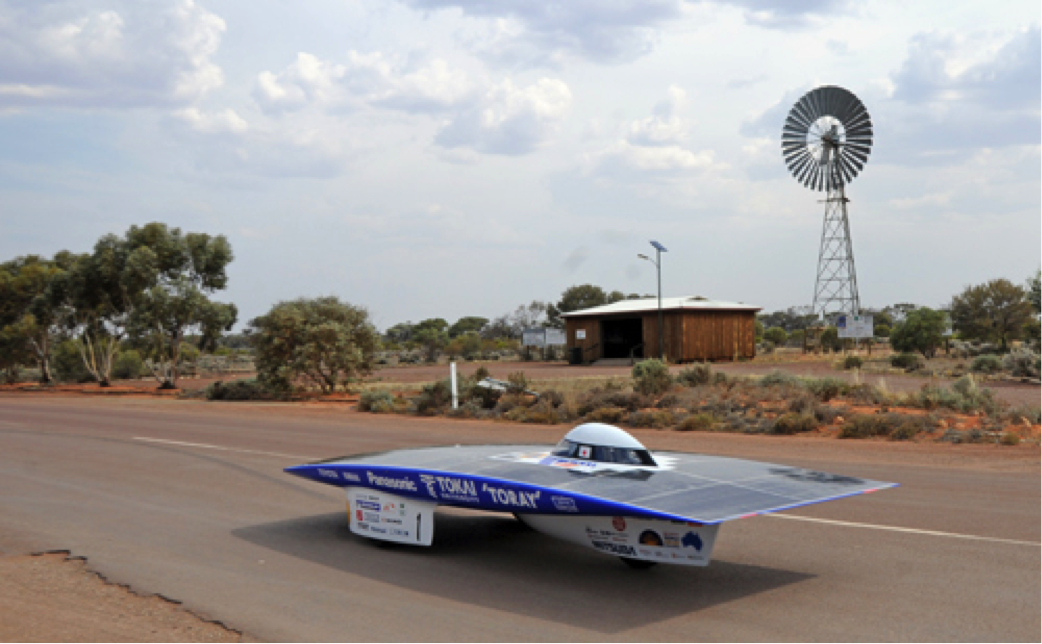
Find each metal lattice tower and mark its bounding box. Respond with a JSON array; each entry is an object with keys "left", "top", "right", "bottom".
[
  {"left": 781, "top": 85, "right": 873, "bottom": 318},
  {"left": 813, "top": 175, "right": 859, "bottom": 317}
]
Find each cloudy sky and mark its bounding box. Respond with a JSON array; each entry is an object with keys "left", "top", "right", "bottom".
[{"left": 2, "top": 0, "right": 1039, "bottom": 330}]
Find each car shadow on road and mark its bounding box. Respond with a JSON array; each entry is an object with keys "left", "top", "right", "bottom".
[{"left": 233, "top": 510, "right": 812, "bottom": 634}]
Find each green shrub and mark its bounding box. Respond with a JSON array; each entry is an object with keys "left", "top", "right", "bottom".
[
  {"left": 1002, "top": 348, "right": 1040, "bottom": 378},
  {"left": 359, "top": 389, "right": 395, "bottom": 412},
  {"left": 627, "top": 410, "right": 675, "bottom": 429},
  {"left": 674, "top": 413, "right": 716, "bottom": 432},
  {"left": 804, "top": 377, "right": 847, "bottom": 402},
  {"left": 890, "top": 353, "right": 922, "bottom": 370},
  {"left": 772, "top": 413, "right": 818, "bottom": 435},
  {"left": 759, "top": 370, "right": 803, "bottom": 388},
  {"left": 414, "top": 379, "right": 452, "bottom": 415},
  {"left": 52, "top": 340, "right": 93, "bottom": 383},
  {"left": 112, "top": 350, "right": 145, "bottom": 380},
  {"left": 970, "top": 355, "right": 1003, "bottom": 374},
  {"left": 632, "top": 359, "right": 672, "bottom": 395},
  {"left": 676, "top": 363, "right": 712, "bottom": 387},
  {"left": 506, "top": 371, "right": 529, "bottom": 394},
  {"left": 585, "top": 406, "right": 627, "bottom": 424},
  {"left": 843, "top": 355, "right": 863, "bottom": 370},
  {"left": 999, "top": 432, "right": 1020, "bottom": 446},
  {"left": 576, "top": 390, "right": 650, "bottom": 415},
  {"left": 205, "top": 379, "right": 275, "bottom": 401},
  {"left": 838, "top": 414, "right": 893, "bottom": 439}
]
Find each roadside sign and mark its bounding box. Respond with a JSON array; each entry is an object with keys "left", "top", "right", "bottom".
[{"left": 836, "top": 313, "right": 874, "bottom": 339}]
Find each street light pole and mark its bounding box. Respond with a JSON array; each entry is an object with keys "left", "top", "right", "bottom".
[{"left": 639, "top": 240, "right": 668, "bottom": 361}]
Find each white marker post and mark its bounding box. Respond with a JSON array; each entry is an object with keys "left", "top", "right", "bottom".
[{"left": 450, "top": 362, "right": 458, "bottom": 409}]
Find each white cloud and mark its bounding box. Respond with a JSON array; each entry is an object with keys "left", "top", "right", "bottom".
[
  {"left": 434, "top": 77, "right": 571, "bottom": 155},
  {"left": 253, "top": 50, "right": 474, "bottom": 114},
  {"left": 171, "top": 106, "right": 248, "bottom": 135},
  {"left": 0, "top": 0, "right": 226, "bottom": 108},
  {"left": 625, "top": 85, "right": 688, "bottom": 146}
]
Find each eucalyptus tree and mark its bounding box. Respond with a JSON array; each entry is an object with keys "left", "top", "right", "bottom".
[
  {"left": 119, "top": 223, "right": 237, "bottom": 388},
  {"left": 0, "top": 253, "right": 75, "bottom": 383}
]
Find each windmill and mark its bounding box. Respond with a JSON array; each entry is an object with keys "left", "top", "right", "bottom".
[{"left": 781, "top": 85, "right": 873, "bottom": 318}]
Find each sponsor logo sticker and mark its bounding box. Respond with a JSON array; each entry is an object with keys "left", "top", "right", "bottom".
[
  {"left": 551, "top": 496, "right": 578, "bottom": 512},
  {"left": 612, "top": 516, "right": 627, "bottom": 532}
]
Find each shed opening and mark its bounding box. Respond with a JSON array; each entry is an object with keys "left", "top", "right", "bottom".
[{"left": 601, "top": 317, "right": 644, "bottom": 359}]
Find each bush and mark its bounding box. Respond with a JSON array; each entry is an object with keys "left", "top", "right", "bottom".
[
  {"left": 759, "top": 370, "right": 803, "bottom": 389},
  {"left": 576, "top": 390, "right": 650, "bottom": 415},
  {"left": 674, "top": 413, "right": 716, "bottom": 432},
  {"left": 676, "top": 363, "right": 712, "bottom": 387},
  {"left": 999, "top": 432, "right": 1021, "bottom": 446},
  {"left": 970, "top": 355, "right": 1003, "bottom": 374},
  {"left": 839, "top": 413, "right": 930, "bottom": 440},
  {"left": 51, "top": 340, "right": 94, "bottom": 383},
  {"left": 112, "top": 350, "right": 145, "bottom": 380},
  {"left": 772, "top": 413, "right": 818, "bottom": 435},
  {"left": 585, "top": 406, "right": 627, "bottom": 424},
  {"left": 632, "top": 359, "right": 672, "bottom": 396},
  {"left": 890, "top": 352, "right": 922, "bottom": 371},
  {"left": 506, "top": 371, "right": 529, "bottom": 394},
  {"left": 205, "top": 379, "right": 275, "bottom": 401},
  {"left": 414, "top": 379, "right": 452, "bottom": 415},
  {"left": 804, "top": 377, "right": 847, "bottom": 402},
  {"left": 1002, "top": 348, "right": 1040, "bottom": 378},
  {"left": 838, "top": 414, "right": 894, "bottom": 439},
  {"left": 842, "top": 355, "right": 863, "bottom": 370},
  {"left": 627, "top": 410, "right": 675, "bottom": 429},
  {"left": 359, "top": 389, "right": 395, "bottom": 412}
]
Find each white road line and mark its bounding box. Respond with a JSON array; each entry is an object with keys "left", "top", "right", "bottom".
[
  {"left": 133, "top": 437, "right": 314, "bottom": 461},
  {"left": 767, "top": 513, "right": 1041, "bottom": 547}
]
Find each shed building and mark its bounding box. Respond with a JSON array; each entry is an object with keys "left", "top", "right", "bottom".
[{"left": 561, "top": 296, "right": 761, "bottom": 364}]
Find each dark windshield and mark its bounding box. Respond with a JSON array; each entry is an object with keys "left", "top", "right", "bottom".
[{"left": 551, "top": 439, "right": 657, "bottom": 466}]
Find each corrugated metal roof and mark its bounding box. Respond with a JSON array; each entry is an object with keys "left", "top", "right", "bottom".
[{"left": 560, "top": 296, "right": 761, "bottom": 317}]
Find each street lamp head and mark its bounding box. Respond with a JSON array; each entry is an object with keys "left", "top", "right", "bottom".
[{"left": 637, "top": 253, "right": 649, "bottom": 260}]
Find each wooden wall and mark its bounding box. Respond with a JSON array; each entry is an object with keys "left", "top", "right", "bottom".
[{"left": 566, "top": 310, "right": 757, "bottom": 363}]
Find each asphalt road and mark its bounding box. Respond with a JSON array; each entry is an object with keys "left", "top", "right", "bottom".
[{"left": 0, "top": 395, "right": 1038, "bottom": 642}]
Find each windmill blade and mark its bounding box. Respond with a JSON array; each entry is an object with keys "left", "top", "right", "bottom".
[{"left": 781, "top": 85, "right": 872, "bottom": 190}]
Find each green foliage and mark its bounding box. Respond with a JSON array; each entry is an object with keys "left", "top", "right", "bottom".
[
  {"left": 506, "top": 371, "right": 529, "bottom": 394},
  {"left": 754, "top": 319, "right": 764, "bottom": 342},
  {"left": 890, "top": 307, "right": 948, "bottom": 358},
  {"left": 890, "top": 352, "right": 922, "bottom": 370},
  {"left": 250, "top": 296, "right": 378, "bottom": 394},
  {"left": 1002, "top": 348, "right": 1040, "bottom": 378},
  {"left": 111, "top": 349, "right": 144, "bottom": 380},
  {"left": 804, "top": 377, "right": 847, "bottom": 402},
  {"left": 675, "top": 413, "right": 716, "bottom": 432},
  {"left": 632, "top": 358, "right": 672, "bottom": 395},
  {"left": 951, "top": 278, "right": 1033, "bottom": 349},
  {"left": 448, "top": 316, "right": 488, "bottom": 338},
  {"left": 0, "top": 254, "right": 71, "bottom": 383},
  {"left": 51, "top": 340, "right": 93, "bottom": 383},
  {"left": 970, "top": 354, "right": 1003, "bottom": 374},
  {"left": 772, "top": 413, "right": 818, "bottom": 435},
  {"left": 913, "top": 376, "right": 999, "bottom": 415},
  {"left": 584, "top": 406, "right": 627, "bottom": 424},
  {"left": 759, "top": 370, "right": 803, "bottom": 388},
  {"left": 819, "top": 326, "right": 841, "bottom": 352},
  {"left": 205, "top": 379, "right": 276, "bottom": 401},
  {"left": 415, "top": 379, "right": 452, "bottom": 415},
  {"left": 764, "top": 326, "right": 788, "bottom": 346},
  {"left": 842, "top": 355, "right": 863, "bottom": 370},
  {"left": 676, "top": 363, "right": 712, "bottom": 387},
  {"left": 1028, "top": 270, "right": 1041, "bottom": 316},
  {"left": 839, "top": 414, "right": 928, "bottom": 440},
  {"left": 359, "top": 389, "right": 396, "bottom": 413},
  {"left": 627, "top": 409, "right": 674, "bottom": 429}
]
